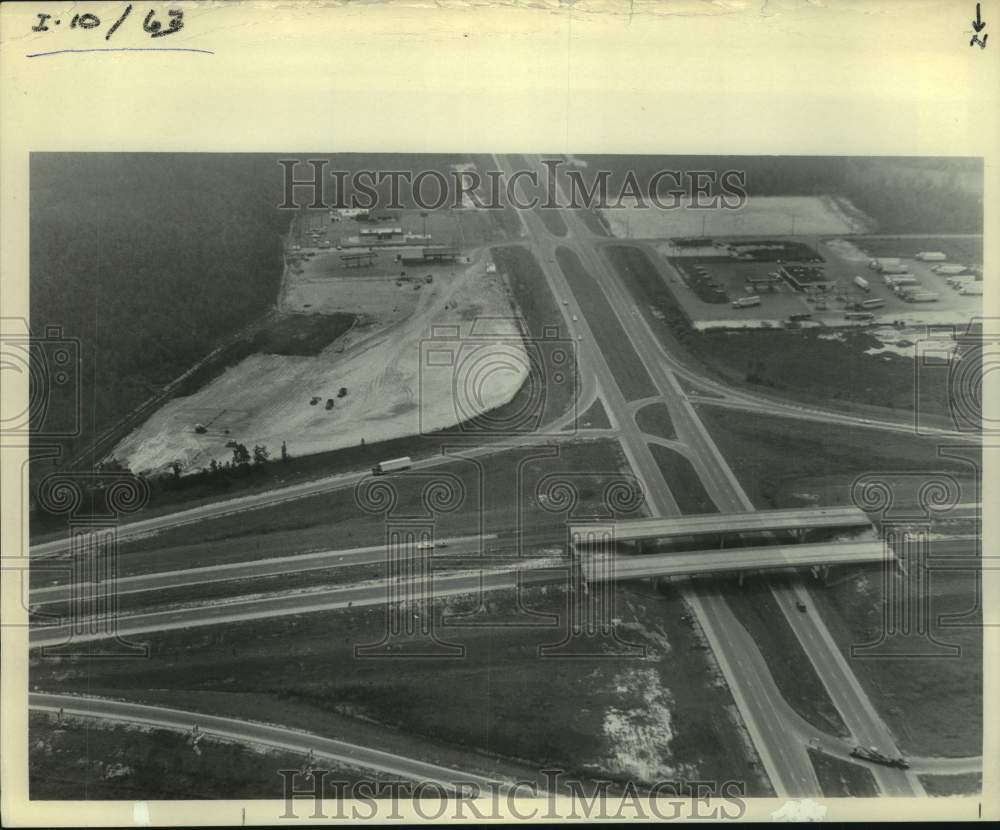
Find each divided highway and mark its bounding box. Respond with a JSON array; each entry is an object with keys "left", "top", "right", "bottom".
[{"left": 499, "top": 154, "right": 924, "bottom": 797}]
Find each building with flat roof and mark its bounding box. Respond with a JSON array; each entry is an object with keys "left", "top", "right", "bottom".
[{"left": 780, "top": 265, "right": 834, "bottom": 291}]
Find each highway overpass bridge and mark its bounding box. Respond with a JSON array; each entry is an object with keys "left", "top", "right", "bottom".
[
  {"left": 570, "top": 506, "right": 873, "bottom": 552},
  {"left": 577, "top": 540, "right": 889, "bottom": 583},
  {"left": 570, "top": 506, "right": 886, "bottom": 583}
]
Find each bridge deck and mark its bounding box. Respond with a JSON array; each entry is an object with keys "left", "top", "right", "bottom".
[
  {"left": 578, "top": 540, "right": 888, "bottom": 582},
  {"left": 570, "top": 506, "right": 871, "bottom": 546}
]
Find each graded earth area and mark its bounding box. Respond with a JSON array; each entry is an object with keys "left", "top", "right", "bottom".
[{"left": 112, "top": 246, "right": 528, "bottom": 476}]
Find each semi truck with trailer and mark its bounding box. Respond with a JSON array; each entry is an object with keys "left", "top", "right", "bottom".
[
  {"left": 853, "top": 275, "right": 870, "bottom": 291},
  {"left": 372, "top": 456, "right": 413, "bottom": 475},
  {"left": 850, "top": 745, "right": 910, "bottom": 770},
  {"left": 932, "top": 264, "right": 968, "bottom": 275},
  {"left": 915, "top": 251, "right": 947, "bottom": 262},
  {"left": 844, "top": 311, "right": 875, "bottom": 321},
  {"left": 731, "top": 295, "right": 761, "bottom": 309},
  {"left": 859, "top": 298, "right": 885, "bottom": 309},
  {"left": 905, "top": 291, "right": 940, "bottom": 303}
]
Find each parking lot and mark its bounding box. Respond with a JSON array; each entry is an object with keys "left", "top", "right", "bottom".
[{"left": 654, "top": 235, "right": 983, "bottom": 330}]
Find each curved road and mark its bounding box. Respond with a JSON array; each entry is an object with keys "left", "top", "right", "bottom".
[{"left": 30, "top": 692, "right": 507, "bottom": 792}]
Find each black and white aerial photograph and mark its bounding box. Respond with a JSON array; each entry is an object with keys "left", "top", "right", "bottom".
[
  {"left": 21, "top": 151, "right": 984, "bottom": 805},
  {"left": 2, "top": 1, "right": 996, "bottom": 826}
]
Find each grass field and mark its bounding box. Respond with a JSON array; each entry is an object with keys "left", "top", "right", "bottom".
[
  {"left": 29, "top": 711, "right": 384, "bottom": 800},
  {"left": 919, "top": 772, "right": 982, "bottom": 796},
  {"left": 635, "top": 403, "right": 676, "bottom": 441},
  {"left": 810, "top": 566, "right": 982, "bottom": 758},
  {"left": 807, "top": 748, "right": 878, "bottom": 797},
  {"left": 648, "top": 444, "right": 717, "bottom": 515},
  {"left": 554, "top": 247, "right": 658, "bottom": 401},
  {"left": 696, "top": 406, "right": 979, "bottom": 511},
  {"left": 31, "top": 582, "right": 772, "bottom": 794}
]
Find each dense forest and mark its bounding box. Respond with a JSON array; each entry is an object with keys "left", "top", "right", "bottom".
[{"left": 30, "top": 154, "right": 288, "bottom": 466}]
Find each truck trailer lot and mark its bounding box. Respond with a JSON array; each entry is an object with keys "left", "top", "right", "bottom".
[{"left": 648, "top": 234, "right": 983, "bottom": 330}]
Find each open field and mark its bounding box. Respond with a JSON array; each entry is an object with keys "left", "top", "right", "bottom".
[
  {"left": 576, "top": 398, "right": 612, "bottom": 430},
  {"left": 554, "top": 247, "right": 657, "bottom": 401},
  {"left": 810, "top": 565, "right": 982, "bottom": 758},
  {"left": 807, "top": 749, "right": 878, "bottom": 797},
  {"left": 697, "top": 406, "right": 979, "bottom": 511},
  {"left": 648, "top": 444, "right": 717, "bottom": 515},
  {"left": 919, "top": 773, "right": 982, "bottom": 797},
  {"left": 599, "top": 196, "right": 870, "bottom": 240},
  {"left": 30, "top": 582, "right": 771, "bottom": 794},
  {"left": 854, "top": 236, "right": 982, "bottom": 266},
  {"left": 635, "top": 403, "right": 675, "bottom": 441},
  {"left": 29, "top": 711, "right": 370, "bottom": 800}
]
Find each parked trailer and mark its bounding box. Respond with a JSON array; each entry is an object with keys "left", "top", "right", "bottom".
[
  {"left": 372, "top": 456, "right": 413, "bottom": 475},
  {"left": 853, "top": 275, "right": 870, "bottom": 291},
  {"left": 731, "top": 295, "right": 761, "bottom": 309},
  {"left": 932, "top": 264, "right": 968, "bottom": 275},
  {"left": 869, "top": 257, "right": 901, "bottom": 271},
  {"left": 845, "top": 311, "right": 875, "bottom": 321},
  {"left": 916, "top": 251, "right": 947, "bottom": 262},
  {"left": 960, "top": 284, "right": 984, "bottom": 296},
  {"left": 906, "top": 292, "right": 940, "bottom": 303},
  {"left": 883, "top": 273, "right": 912, "bottom": 285},
  {"left": 860, "top": 298, "right": 885, "bottom": 309},
  {"left": 888, "top": 276, "right": 918, "bottom": 287},
  {"left": 879, "top": 263, "right": 910, "bottom": 275}
]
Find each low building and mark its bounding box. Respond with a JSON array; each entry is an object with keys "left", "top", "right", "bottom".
[{"left": 779, "top": 264, "right": 833, "bottom": 291}]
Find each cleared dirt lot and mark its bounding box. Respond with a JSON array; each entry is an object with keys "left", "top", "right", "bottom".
[
  {"left": 599, "top": 195, "right": 872, "bottom": 240},
  {"left": 113, "top": 245, "right": 528, "bottom": 476}
]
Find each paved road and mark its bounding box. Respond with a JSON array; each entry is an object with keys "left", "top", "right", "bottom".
[
  {"left": 493, "top": 154, "right": 820, "bottom": 796},
  {"left": 29, "top": 562, "right": 563, "bottom": 649},
  {"left": 28, "top": 533, "right": 502, "bottom": 604},
  {"left": 30, "top": 692, "right": 507, "bottom": 792},
  {"left": 29, "top": 414, "right": 596, "bottom": 561},
  {"left": 504, "top": 154, "right": 928, "bottom": 797}
]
